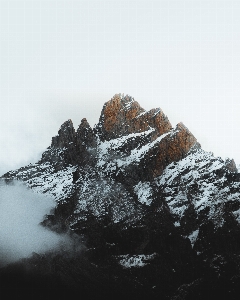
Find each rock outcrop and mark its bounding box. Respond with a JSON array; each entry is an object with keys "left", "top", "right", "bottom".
[
  {"left": 225, "top": 157, "right": 238, "bottom": 173},
  {"left": 40, "top": 117, "right": 97, "bottom": 168},
  {"left": 95, "top": 93, "right": 172, "bottom": 141},
  {"left": 51, "top": 119, "right": 76, "bottom": 149},
  {"left": 76, "top": 118, "right": 96, "bottom": 151},
  {"left": 142, "top": 122, "right": 197, "bottom": 179}
]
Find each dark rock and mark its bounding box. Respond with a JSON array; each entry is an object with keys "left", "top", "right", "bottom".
[{"left": 225, "top": 158, "right": 238, "bottom": 173}]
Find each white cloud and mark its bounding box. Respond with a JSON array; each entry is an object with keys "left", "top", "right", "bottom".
[{"left": 0, "top": 181, "right": 73, "bottom": 266}]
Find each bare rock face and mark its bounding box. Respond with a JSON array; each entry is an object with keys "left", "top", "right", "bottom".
[
  {"left": 41, "top": 118, "right": 97, "bottom": 167},
  {"left": 51, "top": 118, "right": 96, "bottom": 151},
  {"left": 95, "top": 93, "right": 172, "bottom": 141},
  {"left": 41, "top": 119, "right": 78, "bottom": 167},
  {"left": 114, "top": 122, "right": 198, "bottom": 184},
  {"left": 94, "top": 95, "right": 197, "bottom": 182},
  {"left": 225, "top": 158, "right": 238, "bottom": 173},
  {"left": 51, "top": 119, "right": 76, "bottom": 149},
  {"left": 76, "top": 118, "right": 97, "bottom": 151},
  {"left": 148, "top": 122, "right": 198, "bottom": 178},
  {"left": 76, "top": 118, "right": 97, "bottom": 166}
]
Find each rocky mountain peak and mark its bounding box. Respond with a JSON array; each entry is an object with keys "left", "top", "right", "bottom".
[
  {"left": 37, "top": 95, "right": 198, "bottom": 180},
  {"left": 76, "top": 118, "right": 97, "bottom": 152},
  {"left": 51, "top": 119, "right": 75, "bottom": 149},
  {"left": 95, "top": 93, "right": 172, "bottom": 141},
  {"left": 2, "top": 94, "right": 240, "bottom": 299},
  {"left": 46, "top": 118, "right": 98, "bottom": 167},
  {"left": 78, "top": 118, "right": 90, "bottom": 128},
  {"left": 225, "top": 157, "right": 238, "bottom": 172}
]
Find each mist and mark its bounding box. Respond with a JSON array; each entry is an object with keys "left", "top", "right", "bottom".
[
  {"left": 0, "top": 180, "right": 74, "bottom": 266},
  {"left": 1, "top": 0, "right": 240, "bottom": 174}
]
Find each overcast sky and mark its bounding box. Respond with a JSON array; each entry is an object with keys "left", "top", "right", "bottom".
[{"left": 1, "top": 0, "right": 240, "bottom": 175}]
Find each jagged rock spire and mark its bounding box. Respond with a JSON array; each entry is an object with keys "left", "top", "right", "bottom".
[
  {"left": 75, "top": 118, "right": 97, "bottom": 166},
  {"left": 48, "top": 95, "right": 197, "bottom": 177},
  {"left": 76, "top": 118, "right": 97, "bottom": 150},
  {"left": 95, "top": 93, "right": 172, "bottom": 141},
  {"left": 225, "top": 158, "right": 237, "bottom": 172},
  {"left": 51, "top": 119, "right": 76, "bottom": 149}
]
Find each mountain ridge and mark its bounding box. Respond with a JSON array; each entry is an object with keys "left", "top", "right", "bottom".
[{"left": 1, "top": 93, "right": 240, "bottom": 299}]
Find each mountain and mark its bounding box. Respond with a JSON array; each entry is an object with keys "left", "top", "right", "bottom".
[{"left": 1, "top": 93, "right": 240, "bottom": 299}]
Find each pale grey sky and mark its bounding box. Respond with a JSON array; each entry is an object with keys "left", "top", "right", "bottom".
[{"left": 1, "top": 0, "right": 240, "bottom": 174}]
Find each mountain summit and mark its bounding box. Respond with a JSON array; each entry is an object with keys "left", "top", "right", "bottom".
[
  {"left": 95, "top": 93, "right": 172, "bottom": 140},
  {"left": 1, "top": 94, "right": 240, "bottom": 299}
]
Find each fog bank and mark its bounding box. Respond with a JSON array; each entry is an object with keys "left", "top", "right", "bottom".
[{"left": 0, "top": 181, "right": 73, "bottom": 266}]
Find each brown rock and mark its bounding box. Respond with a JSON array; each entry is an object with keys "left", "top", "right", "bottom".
[
  {"left": 43, "top": 95, "right": 197, "bottom": 180},
  {"left": 138, "top": 122, "right": 197, "bottom": 180},
  {"left": 96, "top": 93, "right": 172, "bottom": 141},
  {"left": 132, "top": 108, "right": 172, "bottom": 141}
]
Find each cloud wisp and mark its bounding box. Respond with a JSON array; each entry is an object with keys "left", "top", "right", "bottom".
[{"left": 0, "top": 181, "right": 74, "bottom": 266}]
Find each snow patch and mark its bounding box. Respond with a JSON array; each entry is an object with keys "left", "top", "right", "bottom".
[
  {"left": 117, "top": 253, "right": 157, "bottom": 268},
  {"left": 188, "top": 229, "right": 199, "bottom": 247},
  {"left": 116, "top": 130, "right": 174, "bottom": 168},
  {"left": 156, "top": 148, "right": 240, "bottom": 228},
  {"left": 134, "top": 181, "right": 153, "bottom": 205}
]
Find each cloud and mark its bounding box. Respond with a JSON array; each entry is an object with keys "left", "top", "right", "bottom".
[{"left": 0, "top": 181, "right": 74, "bottom": 266}]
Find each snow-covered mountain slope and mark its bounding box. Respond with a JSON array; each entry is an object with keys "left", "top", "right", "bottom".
[
  {"left": 156, "top": 147, "right": 240, "bottom": 245},
  {"left": 3, "top": 157, "right": 76, "bottom": 202},
  {"left": 3, "top": 94, "right": 197, "bottom": 225},
  {"left": 3, "top": 94, "right": 240, "bottom": 234},
  {"left": 2, "top": 93, "right": 240, "bottom": 299}
]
